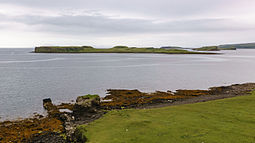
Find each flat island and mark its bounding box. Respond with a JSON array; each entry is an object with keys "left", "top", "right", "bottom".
[
  {"left": 193, "top": 46, "right": 236, "bottom": 51},
  {"left": 34, "top": 46, "right": 217, "bottom": 54}
]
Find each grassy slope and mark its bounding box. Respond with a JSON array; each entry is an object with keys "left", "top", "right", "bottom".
[
  {"left": 35, "top": 47, "right": 214, "bottom": 54},
  {"left": 77, "top": 91, "right": 255, "bottom": 143}
]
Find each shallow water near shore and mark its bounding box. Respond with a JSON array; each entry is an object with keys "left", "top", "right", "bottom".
[{"left": 0, "top": 48, "right": 255, "bottom": 120}]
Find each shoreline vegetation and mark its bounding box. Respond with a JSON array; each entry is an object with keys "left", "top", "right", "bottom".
[
  {"left": 34, "top": 46, "right": 218, "bottom": 54},
  {"left": 1, "top": 83, "right": 255, "bottom": 142}
]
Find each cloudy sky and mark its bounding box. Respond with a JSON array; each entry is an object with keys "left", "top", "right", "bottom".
[{"left": 0, "top": 0, "right": 255, "bottom": 48}]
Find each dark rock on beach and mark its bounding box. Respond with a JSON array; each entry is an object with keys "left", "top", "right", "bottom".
[{"left": 28, "top": 132, "right": 67, "bottom": 143}]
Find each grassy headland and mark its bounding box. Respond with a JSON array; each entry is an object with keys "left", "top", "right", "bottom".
[
  {"left": 77, "top": 91, "right": 255, "bottom": 143},
  {"left": 194, "top": 46, "right": 236, "bottom": 51},
  {"left": 194, "top": 46, "right": 220, "bottom": 51},
  {"left": 219, "top": 47, "right": 237, "bottom": 50},
  {"left": 219, "top": 43, "right": 255, "bottom": 49},
  {"left": 34, "top": 46, "right": 216, "bottom": 54}
]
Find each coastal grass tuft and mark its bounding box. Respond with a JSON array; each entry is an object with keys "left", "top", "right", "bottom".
[
  {"left": 77, "top": 91, "right": 255, "bottom": 143},
  {"left": 81, "top": 94, "right": 100, "bottom": 99}
]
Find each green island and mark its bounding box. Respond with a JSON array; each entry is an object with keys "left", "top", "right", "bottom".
[
  {"left": 34, "top": 46, "right": 216, "bottom": 54},
  {"left": 219, "top": 43, "right": 255, "bottom": 49},
  {"left": 78, "top": 90, "right": 255, "bottom": 143},
  {"left": 194, "top": 46, "right": 236, "bottom": 51}
]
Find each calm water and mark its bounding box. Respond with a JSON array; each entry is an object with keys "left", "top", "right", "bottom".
[{"left": 0, "top": 48, "right": 255, "bottom": 120}]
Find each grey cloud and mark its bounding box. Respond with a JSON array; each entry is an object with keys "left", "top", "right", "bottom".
[
  {"left": 0, "top": 0, "right": 237, "bottom": 18},
  {"left": 2, "top": 13, "right": 253, "bottom": 36}
]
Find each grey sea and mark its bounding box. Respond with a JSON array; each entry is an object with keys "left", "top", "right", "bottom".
[{"left": 0, "top": 48, "right": 255, "bottom": 120}]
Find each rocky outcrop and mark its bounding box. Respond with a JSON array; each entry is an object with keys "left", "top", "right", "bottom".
[
  {"left": 73, "top": 95, "right": 100, "bottom": 119},
  {"left": 100, "top": 89, "right": 206, "bottom": 109},
  {"left": 43, "top": 98, "right": 60, "bottom": 117},
  {"left": 101, "top": 83, "right": 255, "bottom": 109},
  {"left": 0, "top": 116, "right": 64, "bottom": 143},
  {"left": 42, "top": 95, "right": 103, "bottom": 142}
]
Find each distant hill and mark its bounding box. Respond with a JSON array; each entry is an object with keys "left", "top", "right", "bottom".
[
  {"left": 219, "top": 43, "right": 255, "bottom": 49},
  {"left": 193, "top": 46, "right": 219, "bottom": 51},
  {"left": 193, "top": 46, "right": 236, "bottom": 51},
  {"left": 34, "top": 46, "right": 216, "bottom": 54},
  {"left": 160, "top": 46, "right": 182, "bottom": 49}
]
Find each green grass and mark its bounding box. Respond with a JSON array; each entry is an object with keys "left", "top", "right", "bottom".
[
  {"left": 77, "top": 91, "right": 255, "bottom": 143},
  {"left": 34, "top": 46, "right": 215, "bottom": 54},
  {"left": 81, "top": 94, "right": 100, "bottom": 99}
]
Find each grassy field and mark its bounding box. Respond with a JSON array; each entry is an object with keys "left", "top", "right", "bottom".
[
  {"left": 34, "top": 46, "right": 214, "bottom": 54},
  {"left": 77, "top": 91, "right": 255, "bottom": 143}
]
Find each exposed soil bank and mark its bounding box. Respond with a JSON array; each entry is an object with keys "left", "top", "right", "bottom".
[{"left": 1, "top": 83, "right": 255, "bottom": 142}]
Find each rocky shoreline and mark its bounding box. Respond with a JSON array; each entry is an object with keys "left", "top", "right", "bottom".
[{"left": 1, "top": 83, "right": 255, "bottom": 142}]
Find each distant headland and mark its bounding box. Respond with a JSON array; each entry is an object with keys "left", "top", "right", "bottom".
[
  {"left": 34, "top": 46, "right": 215, "bottom": 54},
  {"left": 34, "top": 42, "right": 255, "bottom": 54}
]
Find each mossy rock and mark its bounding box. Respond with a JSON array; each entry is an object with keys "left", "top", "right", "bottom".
[
  {"left": 74, "top": 94, "right": 100, "bottom": 116},
  {"left": 80, "top": 94, "right": 100, "bottom": 99},
  {"left": 75, "top": 94, "right": 100, "bottom": 108}
]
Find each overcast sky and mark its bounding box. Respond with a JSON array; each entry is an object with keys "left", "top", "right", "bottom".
[{"left": 0, "top": 0, "right": 255, "bottom": 48}]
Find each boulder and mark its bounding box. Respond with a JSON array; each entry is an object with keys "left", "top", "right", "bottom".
[
  {"left": 76, "top": 95, "right": 100, "bottom": 108},
  {"left": 42, "top": 98, "right": 60, "bottom": 117},
  {"left": 73, "top": 95, "right": 100, "bottom": 118}
]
